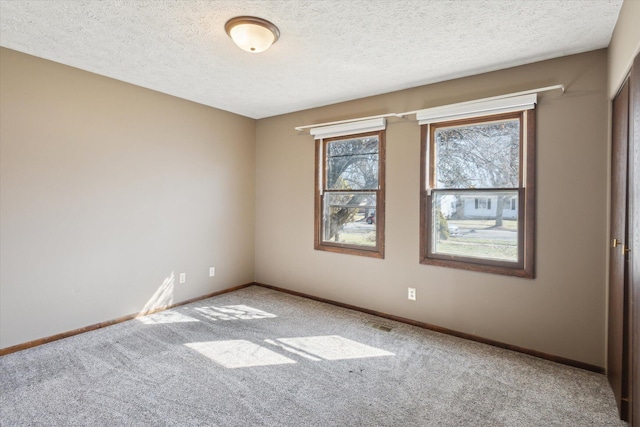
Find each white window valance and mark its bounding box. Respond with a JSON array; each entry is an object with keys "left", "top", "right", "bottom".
[
  {"left": 416, "top": 94, "right": 537, "bottom": 125},
  {"left": 309, "top": 118, "right": 386, "bottom": 140}
]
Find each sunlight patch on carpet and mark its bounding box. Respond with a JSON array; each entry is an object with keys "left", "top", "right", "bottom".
[
  {"left": 264, "top": 339, "right": 322, "bottom": 361},
  {"left": 137, "top": 311, "right": 199, "bottom": 324},
  {"left": 277, "top": 336, "right": 395, "bottom": 360},
  {"left": 185, "top": 340, "right": 296, "bottom": 368},
  {"left": 192, "top": 305, "right": 277, "bottom": 321}
]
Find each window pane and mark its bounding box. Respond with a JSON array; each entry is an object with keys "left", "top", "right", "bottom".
[
  {"left": 327, "top": 136, "right": 379, "bottom": 190},
  {"left": 323, "top": 192, "right": 377, "bottom": 247},
  {"left": 432, "top": 190, "right": 519, "bottom": 262},
  {"left": 434, "top": 119, "right": 519, "bottom": 189}
]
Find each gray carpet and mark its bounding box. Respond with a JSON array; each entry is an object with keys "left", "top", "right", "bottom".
[{"left": 0, "top": 286, "right": 626, "bottom": 426}]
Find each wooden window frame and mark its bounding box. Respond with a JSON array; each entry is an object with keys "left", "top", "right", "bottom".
[
  {"left": 419, "top": 110, "right": 535, "bottom": 278},
  {"left": 314, "top": 131, "right": 385, "bottom": 258}
]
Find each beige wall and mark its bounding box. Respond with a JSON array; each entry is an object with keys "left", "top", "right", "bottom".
[
  {"left": 256, "top": 50, "right": 609, "bottom": 367},
  {"left": 608, "top": 0, "right": 640, "bottom": 97},
  {"left": 0, "top": 48, "right": 256, "bottom": 348}
]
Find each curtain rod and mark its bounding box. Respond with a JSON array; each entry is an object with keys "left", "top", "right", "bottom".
[{"left": 294, "top": 84, "right": 564, "bottom": 132}]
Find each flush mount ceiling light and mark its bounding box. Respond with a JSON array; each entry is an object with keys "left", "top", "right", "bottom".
[{"left": 225, "top": 16, "right": 280, "bottom": 53}]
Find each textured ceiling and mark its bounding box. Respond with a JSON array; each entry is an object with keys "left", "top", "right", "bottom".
[{"left": 0, "top": 0, "right": 624, "bottom": 119}]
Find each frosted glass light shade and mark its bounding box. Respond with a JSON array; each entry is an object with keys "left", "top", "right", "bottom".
[{"left": 225, "top": 16, "right": 280, "bottom": 53}]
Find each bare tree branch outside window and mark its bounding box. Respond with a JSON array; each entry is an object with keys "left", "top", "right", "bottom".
[{"left": 435, "top": 119, "right": 519, "bottom": 227}]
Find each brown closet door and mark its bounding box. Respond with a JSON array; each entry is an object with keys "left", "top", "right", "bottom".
[
  {"left": 608, "top": 78, "right": 630, "bottom": 421},
  {"left": 630, "top": 52, "right": 639, "bottom": 427}
]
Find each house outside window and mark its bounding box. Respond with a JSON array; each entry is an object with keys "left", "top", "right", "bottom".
[{"left": 418, "top": 95, "right": 536, "bottom": 278}]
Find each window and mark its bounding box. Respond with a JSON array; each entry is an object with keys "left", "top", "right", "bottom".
[
  {"left": 419, "top": 108, "right": 535, "bottom": 278},
  {"left": 475, "top": 198, "right": 491, "bottom": 210},
  {"left": 315, "top": 131, "right": 385, "bottom": 258}
]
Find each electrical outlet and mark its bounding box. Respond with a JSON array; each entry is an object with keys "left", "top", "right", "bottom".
[
  {"left": 408, "top": 287, "right": 417, "bottom": 301},
  {"left": 180, "top": 273, "right": 186, "bottom": 284},
  {"left": 209, "top": 267, "right": 215, "bottom": 277}
]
